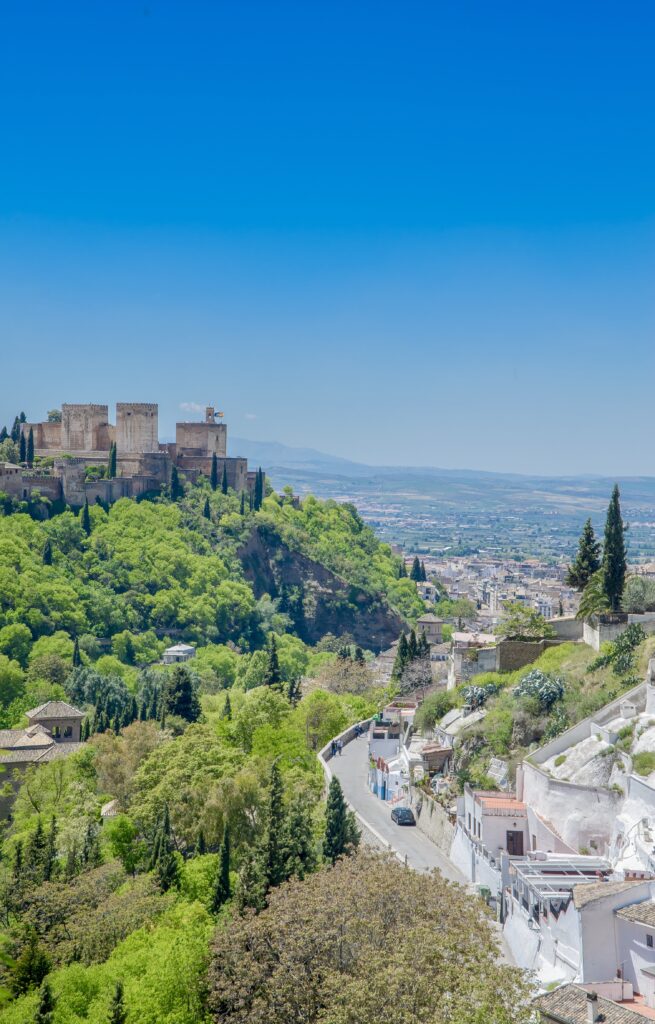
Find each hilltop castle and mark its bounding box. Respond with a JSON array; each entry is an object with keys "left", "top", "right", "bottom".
[{"left": 0, "top": 402, "right": 254, "bottom": 507}]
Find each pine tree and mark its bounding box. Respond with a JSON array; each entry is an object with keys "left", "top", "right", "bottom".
[
  {"left": 566, "top": 518, "right": 601, "bottom": 592},
  {"left": 240, "top": 490, "right": 246, "bottom": 515},
  {"left": 602, "top": 484, "right": 627, "bottom": 611},
  {"left": 221, "top": 463, "right": 228, "bottom": 495},
  {"left": 19, "top": 431, "right": 26, "bottom": 463},
  {"left": 108, "top": 981, "right": 127, "bottom": 1024},
  {"left": 203, "top": 496, "right": 211, "bottom": 519},
  {"left": 34, "top": 980, "right": 56, "bottom": 1024},
  {"left": 42, "top": 539, "right": 53, "bottom": 565},
  {"left": 81, "top": 498, "right": 91, "bottom": 536},
  {"left": 165, "top": 665, "right": 201, "bottom": 722},
  {"left": 221, "top": 693, "right": 232, "bottom": 720},
  {"left": 72, "top": 637, "right": 81, "bottom": 667},
  {"left": 210, "top": 452, "right": 218, "bottom": 491},
  {"left": 324, "top": 777, "right": 360, "bottom": 864},
  {"left": 108, "top": 442, "right": 117, "bottom": 478},
  {"left": 170, "top": 466, "right": 183, "bottom": 501},
  {"left": 212, "top": 826, "right": 231, "bottom": 912},
  {"left": 284, "top": 792, "right": 317, "bottom": 880},
  {"left": 264, "top": 762, "right": 286, "bottom": 888},
  {"left": 27, "top": 427, "right": 34, "bottom": 467},
  {"left": 410, "top": 556, "right": 422, "bottom": 582},
  {"left": 264, "top": 634, "right": 282, "bottom": 691},
  {"left": 10, "top": 927, "right": 50, "bottom": 996}
]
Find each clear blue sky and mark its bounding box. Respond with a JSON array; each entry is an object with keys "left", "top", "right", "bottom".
[{"left": 1, "top": 1, "right": 654, "bottom": 474}]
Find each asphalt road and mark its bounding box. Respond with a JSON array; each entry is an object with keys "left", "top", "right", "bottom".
[{"left": 328, "top": 734, "right": 466, "bottom": 883}]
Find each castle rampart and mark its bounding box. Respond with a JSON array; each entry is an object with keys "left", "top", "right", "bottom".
[
  {"left": 116, "top": 403, "right": 159, "bottom": 454},
  {"left": 61, "top": 404, "right": 111, "bottom": 452}
]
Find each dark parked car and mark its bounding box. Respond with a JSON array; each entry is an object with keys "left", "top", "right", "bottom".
[{"left": 391, "top": 806, "right": 416, "bottom": 826}]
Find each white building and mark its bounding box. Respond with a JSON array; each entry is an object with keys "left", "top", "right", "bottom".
[{"left": 162, "top": 643, "right": 196, "bottom": 664}]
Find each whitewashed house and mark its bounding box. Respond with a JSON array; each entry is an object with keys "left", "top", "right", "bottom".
[{"left": 163, "top": 643, "right": 196, "bottom": 664}]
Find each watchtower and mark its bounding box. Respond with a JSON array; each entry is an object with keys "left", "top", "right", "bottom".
[{"left": 116, "top": 403, "right": 159, "bottom": 453}]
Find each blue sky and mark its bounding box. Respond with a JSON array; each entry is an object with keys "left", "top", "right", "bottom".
[{"left": 1, "top": 1, "right": 654, "bottom": 474}]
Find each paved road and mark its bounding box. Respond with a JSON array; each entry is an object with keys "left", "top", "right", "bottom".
[{"left": 329, "top": 734, "right": 465, "bottom": 883}]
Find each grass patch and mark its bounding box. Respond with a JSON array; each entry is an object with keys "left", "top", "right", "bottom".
[{"left": 633, "top": 751, "right": 655, "bottom": 777}]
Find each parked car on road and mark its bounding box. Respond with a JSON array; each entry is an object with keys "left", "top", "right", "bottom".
[{"left": 391, "top": 806, "right": 416, "bottom": 826}]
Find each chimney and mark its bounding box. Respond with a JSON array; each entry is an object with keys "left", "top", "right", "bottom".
[{"left": 586, "top": 992, "right": 599, "bottom": 1024}]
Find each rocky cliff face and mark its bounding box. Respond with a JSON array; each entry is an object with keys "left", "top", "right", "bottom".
[{"left": 237, "top": 523, "right": 404, "bottom": 652}]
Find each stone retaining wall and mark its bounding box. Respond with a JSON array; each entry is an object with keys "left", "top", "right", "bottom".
[{"left": 409, "top": 785, "right": 455, "bottom": 858}]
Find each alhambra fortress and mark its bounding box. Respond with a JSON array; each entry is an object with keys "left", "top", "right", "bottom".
[{"left": 0, "top": 402, "right": 254, "bottom": 506}]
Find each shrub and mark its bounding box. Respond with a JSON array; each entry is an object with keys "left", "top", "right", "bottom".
[
  {"left": 514, "top": 670, "right": 564, "bottom": 711},
  {"left": 622, "top": 576, "right": 655, "bottom": 614},
  {"left": 554, "top": 754, "right": 566, "bottom": 767},
  {"left": 633, "top": 751, "right": 655, "bottom": 777}
]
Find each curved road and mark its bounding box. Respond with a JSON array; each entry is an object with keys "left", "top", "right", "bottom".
[{"left": 328, "top": 733, "right": 465, "bottom": 883}]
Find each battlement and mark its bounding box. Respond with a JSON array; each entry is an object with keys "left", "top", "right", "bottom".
[
  {"left": 116, "top": 402, "right": 158, "bottom": 413},
  {"left": 62, "top": 403, "right": 109, "bottom": 413}
]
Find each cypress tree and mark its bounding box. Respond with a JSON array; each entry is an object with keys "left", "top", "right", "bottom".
[
  {"left": 324, "top": 776, "right": 359, "bottom": 864},
  {"left": 26, "top": 819, "right": 47, "bottom": 881},
  {"left": 354, "top": 646, "right": 365, "bottom": 665},
  {"left": 420, "top": 560, "right": 427, "bottom": 582},
  {"left": 240, "top": 490, "right": 246, "bottom": 515},
  {"left": 264, "top": 634, "right": 282, "bottom": 691},
  {"left": 19, "top": 431, "right": 26, "bottom": 463},
  {"left": 221, "top": 692, "right": 232, "bottom": 720},
  {"left": 410, "top": 556, "right": 422, "bottom": 582},
  {"left": 81, "top": 717, "right": 90, "bottom": 741},
  {"left": 42, "top": 539, "right": 53, "bottom": 565},
  {"left": 392, "top": 632, "right": 409, "bottom": 679},
  {"left": 418, "top": 631, "right": 430, "bottom": 658},
  {"left": 156, "top": 846, "right": 179, "bottom": 892},
  {"left": 210, "top": 453, "right": 218, "bottom": 491},
  {"left": 203, "top": 496, "right": 211, "bottom": 519},
  {"left": 221, "top": 463, "right": 228, "bottom": 495},
  {"left": 11, "top": 928, "right": 50, "bottom": 996},
  {"left": 602, "top": 484, "right": 627, "bottom": 611},
  {"left": 286, "top": 676, "right": 302, "bottom": 706},
  {"left": 81, "top": 498, "right": 91, "bottom": 535},
  {"left": 13, "top": 840, "right": 23, "bottom": 882},
  {"left": 398, "top": 559, "right": 407, "bottom": 578},
  {"left": 108, "top": 442, "right": 117, "bottom": 478},
  {"left": 196, "top": 829, "right": 207, "bottom": 856},
  {"left": 211, "top": 826, "right": 231, "bottom": 912},
  {"left": 265, "top": 762, "right": 286, "bottom": 888},
  {"left": 108, "top": 981, "right": 127, "bottom": 1024},
  {"left": 11, "top": 416, "right": 20, "bottom": 443},
  {"left": 566, "top": 518, "right": 601, "bottom": 592},
  {"left": 27, "top": 427, "right": 34, "bottom": 467},
  {"left": 43, "top": 816, "right": 57, "bottom": 882},
  {"left": 283, "top": 792, "right": 317, "bottom": 880},
  {"left": 34, "top": 980, "right": 56, "bottom": 1024},
  {"left": 130, "top": 696, "right": 138, "bottom": 723},
  {"left": 0, "top": 425, "right": 7, "bottom": 442},
  {"left": 165, "top": 665, "right": 201, "bottom": 722},
  {"left": 72, "top": 637, "right": 81, "bottom": 667},
  {"left": 170, "top": 466, "right": 183, "bottom": 501},
  {"left": 253, "top": 467, "right": 264, "bottom": 511},
  {"left": 408, "top": 628, "right": 418, "bottom": 660},
  {"left": 19, "top": 411, "right": 26, "bottom": 423},
  {"left": 235, "top": 845, "right": 267, "bottom": 912},
  {"left": 249, "top": 490, "right": 253, "bottom": 511}
]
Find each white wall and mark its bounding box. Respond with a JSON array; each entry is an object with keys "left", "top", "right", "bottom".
[
  {"left": 615, "top": 915, "right": 655, "bottom": 993},
  {"left": 526, "top": 806, "right": 576, "bottom": 854},
  {"left": 579, "top": 881, "right": 654, "bottom": 984},
  {"left": 522, "top": 762, "right": 620, "bottom": 853}
]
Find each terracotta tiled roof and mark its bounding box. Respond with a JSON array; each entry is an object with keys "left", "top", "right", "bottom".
[
  {"left": 475, "top": 792, "right": 527, "bottom": 813},
  {"left": 534, "top": 984, "right": 647, "bottom": 1023},
  {"left": 573, "top": 880, "right": 644, "bottom": 910},
  {"left": 617, "top": 899, "right": 655, "bottom": 927}
]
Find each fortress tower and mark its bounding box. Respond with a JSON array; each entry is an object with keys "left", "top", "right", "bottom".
[
  {"left": 61, "top": 404, "right": 111, "bottom": 452},
  {"left": 116, "top": 403, "right": 159, "bottom": 453}
]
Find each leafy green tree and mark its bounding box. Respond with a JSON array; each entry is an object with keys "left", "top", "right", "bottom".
[
  {"left": 27, "top": 427, "right": 34, "bottom": 467},
  {"left": 497, "top": 602, "right": 556, "bottom": 641},
  {"left": 34, "top": 979, "right": 56, "bottom": 1024},
  {"left": 240, "top": 491, "right": 246, "bottom": 515},
  {"left": 566, "top": 518, "right": 601, "bottom": 591},
  {"left": 108, "top": 980, "right": 127, "bottom": 1024},
  {"left": 236, "top": 845, "right": 267, "bottom": 912},
  {"left": 324, "top": 776, "right": 359, "bottom": 864},
  {"left": 106, "top": 815, "right": 144, "bottom": 876},
  {"left": 72, "top": 637, "right": 81, "bottom": 668},
  {"left": 397, "top": 558, "right": 407, "bottom": 578},
  {"left": 603, "top": 484, "right": 627, "bottom": 611},
  {"left": 11, "top": 927, "right": 50, "bottom": 995},
  {"left": 210, "top": 453, "right": 219, "bottom": 491},
  {"left": 212, "top": 826, "right": 231, "bottom": 913},
  {"left": 108, "top": 442, "right": 117, "bottom": 478},
  {"left": 164, "top": 665, "right": 201, "bottom": 722},
  {"left": 221, "top": 464, "right": 228, "bottom": 495},
  {"left": 221, "top": 693, "right": 232, "bottom": 720},
  {"left": 81, "top": 498, "right": 92, "bottom": 536}
]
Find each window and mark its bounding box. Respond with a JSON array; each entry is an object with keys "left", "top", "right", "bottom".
[
  {"left": 647, "top": 934, "right": 653, "bottom": 949},
  {"left": 468, "top": 813, "right": 471, "bottom": 830},
  {"left": 63, "top": 725, "right": 73, "bottom": 738},
  {"left": 52, "top": 725, "right": 60, "bottom": 737}
]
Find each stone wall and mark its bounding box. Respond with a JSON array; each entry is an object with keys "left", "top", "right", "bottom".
[
  {"left": 62, "top": 404, "right": 111, "bottom": 451},
  {"left": 497, "top": 638, "right": 562, "bottom": 672},
  {"left": 409, "top": 785, "right": 455, "bottom": 858},
  {"left": 548, "top": 617, "right": 584, "bottom": 641},
  {"left": 176, "top": 421, "right": 227, "bottom": 457},
  {"left": 116, "top": 403, "right": 159, "bottom": 453}
]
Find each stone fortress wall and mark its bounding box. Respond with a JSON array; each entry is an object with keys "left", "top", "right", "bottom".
[{"left": 3, "top": 401, "right": 253, "bottom": 507}]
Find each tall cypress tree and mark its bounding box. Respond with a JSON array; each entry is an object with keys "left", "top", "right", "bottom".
[
  {"left": 602, "top": 484, "right": 627, "bottom": 611},
  {"left": 211, "top": 826, "right": 231, "bottom": 913},
  {"left": 420, "top": 560, "right": 427, "bottom": 582},
  {"left": 324, "top": 777, "right": 359, "bottom": 864},
  {"left": 108, "top": 981, "right": 127, "bottom": 1024},
  {"left": 108, "top": 442, "right": 117, "bottom": 478},
  {"left": 27, "top": 427, "right": 34, "bottom": 467},
  {"left": 81, "top": 498, "right": 91, "bottom": 536},
  {"left": 408, "top": 628, "right": 418, "bottom": 660},
  {"left": 19, "top": 431, "right": 26, "bottom": 463},
  {"left": 410, "top": 556, "right": 422, "bottom": 582},
  {"left": 392, "top": 632, "right": 409, "bottom": 679},
  {"left": 283, "top": 792, "right": 317, "bottom": 880},
  {"left": 240, "top": 491, "right": 246, "bottom": 515},
  {"left": 265, "top": 762, "right": 286, "bottom": 888},
  {"left": 264, "top": 634, "right": 282, "bottom": 691},
  {"left": 398, "top": 558, "right": 407, "bottom": 578},
  {"left": 11, "top": 416, "right": 20, "bottom": 443},
  {"left": 34, "top": 980, "right": 56, "bottom": 1024},
  {"left": 253, "top": 468, "right": 264, "bottom": 511},
  {"left": 42, "top": 539, "right": 53, "bottom": 565},
  {"left": 210, "top": 453, "right": 218, "bottom": 491},
  {"left": 203, "top": 496, "right": 211, "bottom": 519},
  {"left": 221, "top": 693, "right": 232, "bottom": 720},
  {"left": 566, "top": 518, "right": 601, "bottom": 592},
  {"left": 26, "top": 819, "right": 47, "bottom": 881},
  {"left": 0, "top": 426, "right": 7, "bottom": 442},
  {"left": 72, "top": 637, "right": 81, "bottom": 667},
  {"left": 221, "top": 464, "right": 228, "bottom": 495},
  {"left": 170, "top": 466, "right": 183, "bottom": 501},
  {"left": 43, "top": 816, "right": 57, "bottom": 881}
]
